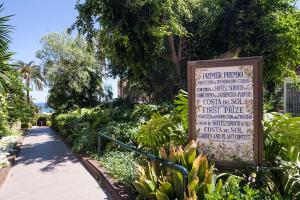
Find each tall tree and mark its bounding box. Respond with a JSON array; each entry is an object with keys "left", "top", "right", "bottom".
[
  {"left": 36, "top": 32, "right": 105, "bottom": 113},
  {"left": 73, "top": 0, "right": 300, "bottom": 102},
  {"left": 15, "top": 60, "right": 46, "bottom": 102}
]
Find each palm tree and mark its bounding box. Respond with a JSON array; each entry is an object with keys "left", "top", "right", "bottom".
[
  {"left": 15, "top": 60, "right": 46, "bottom": 102},
  {"left": 0, "top": 4, "right": 13, "bottom": 93}
]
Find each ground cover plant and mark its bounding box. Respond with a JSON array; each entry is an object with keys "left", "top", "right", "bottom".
[{"left": 99, "top": 150, "right": 140, "bottom": 189}]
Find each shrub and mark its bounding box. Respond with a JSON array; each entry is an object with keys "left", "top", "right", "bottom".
[
  {"left": 46, "top": 121, "right": 51, "bottom": 127},
  {"left": 262, "top": 112, "right": 300, "bottom": 199},
  {"left": 137, "top": 113, "right": 186, "bottom": 151},
  {"left": 0, "top": 94, "right": 9, "bottom": 137},
  {"left": 101, "top": 121, "right": 139, "bottom": 144},
  {"left": 134, "top": 140, "right": 279, "bottom": 200},
  {"left": 21, "top": 123, "right": 29, "bottom": 129},
  {"left": 99, "top": 150, "right": 139, "bottom": 188},
  {"left": 133, "top": 140, "right": 218, "bottom": 199}
]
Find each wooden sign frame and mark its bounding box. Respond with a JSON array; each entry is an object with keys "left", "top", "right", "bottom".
[{"left": 188, "top": 57, "right": 263, "bottom": 167}]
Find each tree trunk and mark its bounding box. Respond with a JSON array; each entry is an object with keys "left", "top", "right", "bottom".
[
  {"left": 26, "top": 77, "right": 30, "bottom": 103},
  {"left": 167, "top": 34, "right": 181, "bottom": 79}
]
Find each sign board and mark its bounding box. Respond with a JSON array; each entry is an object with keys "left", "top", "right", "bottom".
[{"left": 188, "top": 57, "right": 263, "bottom": 166}]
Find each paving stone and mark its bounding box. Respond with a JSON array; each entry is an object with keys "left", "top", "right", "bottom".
[{"left": 0, "top": 127, "right": 110, "bottom": 200}]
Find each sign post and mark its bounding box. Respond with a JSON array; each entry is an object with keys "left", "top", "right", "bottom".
[{"left": 188, "top": 57, "right": 263, "bottom": 166}]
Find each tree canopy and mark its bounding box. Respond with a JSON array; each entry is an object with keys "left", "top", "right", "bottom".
[
  {"left": 73, "top": 0, "right": 300, "bottom": 102},
  {"left": 36, "top": 32, "right": 106, "bottom": 113}
]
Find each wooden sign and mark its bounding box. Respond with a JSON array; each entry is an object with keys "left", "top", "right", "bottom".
[{"left": 188, "top": 57, "right": 263, "bottom": 166}]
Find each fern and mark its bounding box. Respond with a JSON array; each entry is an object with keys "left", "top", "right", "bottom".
[{"left": 137, "top": 113, "right": 186, "bottom": 150}]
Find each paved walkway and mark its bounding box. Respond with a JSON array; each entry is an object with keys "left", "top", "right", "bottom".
[{"left": 0, "top": 127, "right": 109, "bottom": 200}]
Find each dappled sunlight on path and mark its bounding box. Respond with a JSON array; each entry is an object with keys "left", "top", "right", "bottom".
[{"left": 0, "top": 127, "right": 110, "bottom": 200}]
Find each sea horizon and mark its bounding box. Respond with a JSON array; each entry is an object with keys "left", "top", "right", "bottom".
[{"left": 35, "top": 102, "right": 52, "bottom": 114}]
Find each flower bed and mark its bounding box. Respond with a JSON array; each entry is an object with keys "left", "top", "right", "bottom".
[
  {"left": 0, "top": 136, "right": 22, "bottom": 168},
  {"left": 0, "top": 134, "right": 23, "bottom": 187}
]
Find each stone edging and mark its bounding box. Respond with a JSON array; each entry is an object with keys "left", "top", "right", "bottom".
[{"left": 77, "top": 156, "right": 136, "bottom": 200}]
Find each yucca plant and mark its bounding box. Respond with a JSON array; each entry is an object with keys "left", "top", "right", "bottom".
[{"left": 133, "top": 140, "right": 222, "bottom": 200}]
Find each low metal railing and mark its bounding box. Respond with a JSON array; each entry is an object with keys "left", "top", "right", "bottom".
[{"left": 98, "top": 133, "right": 189, "bottom": 196}]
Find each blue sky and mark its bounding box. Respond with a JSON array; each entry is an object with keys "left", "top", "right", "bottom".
[{"left": 2, "top": 0, "right": 117, "bottom": 103}]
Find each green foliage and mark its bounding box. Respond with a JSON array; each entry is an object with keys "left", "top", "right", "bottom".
[
  {"left": 52, "top": 107, "right": 109, "bottom": 152},
  {"left": 136, "top": 91, "right": 187, "bottom": 150},
  {"left": 52, "top": 99, "right": 175, "bottom": 152},
  {"left": 264, "top": 113, "right": 300, "bottom": 159},
  {"left": 101, "top": 121, "right": 139, "bottom": 144},
  {"left": 0, "top": 94, "right": 8, "bottom": 137},
  {"left": 73, "top": 0, "right": 202, "bottom": 101},
  {"left": 46, "top": 121, "right": 51, "bottom": 127},
  {"left": 74, "top": 0, "right": 300, "bottom": 102},
  {"left": 99, "top": 150, "right": 139, "bottom": 188},
  {"left": 174, "top": 90, "right": 188, "bottom": 130},
  {"left": 204, "top": 175, "right": 279, "bottom": 200},
  {"left": 36, "top": 32, "right": 106, "bottom": 113},
  {"left": 21, "top": 123, "right": 31, "bottom": 129},
  {"left": 137, "top": 113, "right": 186, "bottom": 150},
  {"left": 0, "top": 4, "right": 13, "bottom": 93},
  {"left": 14, "top": 60, "right": 46, "bottom": 103},
  {"left": 6, "top": 72, "right": 38, "bottom": 125},
  {"left": 263, "top": 112, "right": 300, "bottom": 199},
  {"left": 134, "top": 141, "right": 280, "bottom": 200},
  {"left": 134, "top": 140, "right": 222, "bottom": 199},
  {"left": 134, "top": 141, "right": 209, "bottom": 199}
]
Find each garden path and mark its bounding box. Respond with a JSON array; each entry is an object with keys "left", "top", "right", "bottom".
[{"left": 0, "top": 127, "right": 109, "bottom": 200}]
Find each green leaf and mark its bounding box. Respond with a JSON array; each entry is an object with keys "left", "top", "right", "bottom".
[
  {"left": 173, "top": 170, "right": 184, "bottom": 200},
  {"left": 159, "top": 181, "right": 174, "bottom": 198},
  {"left": 145, "top": 179, "right": 156, "bottom": 192},
  {"left": 156, "top": 191, "right": 169, "bottom": 200},
  {"left": 133, "top": 181, "right": 151, "bottom": 197}
]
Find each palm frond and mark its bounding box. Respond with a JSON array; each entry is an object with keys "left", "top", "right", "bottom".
[
  {"left": 0, "top": 4, "right": 13, "bottom": 93},
  {"left": 14, "top": 60, "right": 47, "bottom": 91}
]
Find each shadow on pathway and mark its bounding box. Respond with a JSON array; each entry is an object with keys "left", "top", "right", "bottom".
[{"left": 0, "top": 127, "right": 110, "bottom": 200}]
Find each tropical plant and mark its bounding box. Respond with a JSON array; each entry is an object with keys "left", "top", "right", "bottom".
[
  {"left": 0, "top": 4, "right": 13, "bottom": 93},
  {"left": 52, "top": 107, "right": 111, "bottom": 152},
  {"left": 0, "top": 93, "right": 8, "bottom": 137},
  {"left": 134, "top": 140, "right": 280, "bottom": 200},
  {"left": 14, "top": 60, "right": 46, "bottom": 102},
  {"left": 263, "top": 112, "right": 300, "bottom": 199},
  {"left": 204, "top": 175, "right": 275, "bottom": 200},
  {"left": 133, "top": 140, "right": 220, "bottom": 199},
  {"left": 136, "top": 91, "right": 188, "bottom": 151},
  {"left": 137, "top": 113, "right": 186, "bottom": 151},
  {"left": 6, "top": 71, "right": 38, "bottom": 125},
  {"left": 174, "top": 90, "right": 188, "bottom": 130}
]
